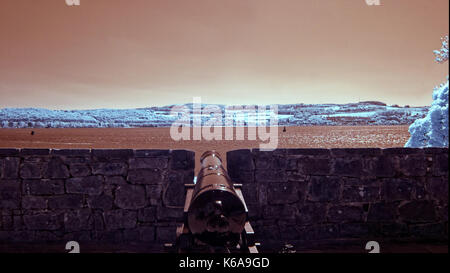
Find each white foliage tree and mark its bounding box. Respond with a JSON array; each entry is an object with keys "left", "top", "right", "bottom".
[
  {"left": 434, "top": 36, "right": 449, "bottom": 64},
  {"left": 405, "top": 36, "right": 449, "bottom": 147}
]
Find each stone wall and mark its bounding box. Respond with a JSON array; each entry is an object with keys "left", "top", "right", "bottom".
[
  {"left": 227, "top": 148, "right": 448, "bottom": 248},
  {"left": 0, "top": 148, "right": 448, "bottom": 252},
  {"left": 0, "top": 149, "right": 193, "bottom": 248}
]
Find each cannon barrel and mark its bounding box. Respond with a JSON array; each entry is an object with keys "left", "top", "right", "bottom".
[{"left": 186, "top": 151, "right": 247, "bottom": 246}]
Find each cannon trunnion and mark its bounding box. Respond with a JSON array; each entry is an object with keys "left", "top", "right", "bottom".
[{"left": 172, "top": 151, "right": 259, "bottom": 253}]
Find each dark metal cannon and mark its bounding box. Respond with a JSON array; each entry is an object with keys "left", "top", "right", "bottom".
[
  {"left": 187, "top": 151, "right": 247, "bottom": 246},
  {"left": 170, "top": 150, "right": 258, "bottom": 253}
]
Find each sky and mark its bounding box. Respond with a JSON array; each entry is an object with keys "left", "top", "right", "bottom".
[{"left": 0, "top": 0, "right": 448, "bottom": 109}]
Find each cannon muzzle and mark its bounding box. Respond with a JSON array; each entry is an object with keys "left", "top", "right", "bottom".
[{"left": 186, "top": 151, "right": 247, "bottom": 246}]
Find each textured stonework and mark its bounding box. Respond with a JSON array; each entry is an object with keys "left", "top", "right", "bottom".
[
  {"left": 228, "top": 148, "right": 448, "bottom": 245},
  {"left": 0, "top": 149, "right": 193, "bottom": 245},
  {"left": 0, "top": 148, "right": 447, "bottom": 250}
]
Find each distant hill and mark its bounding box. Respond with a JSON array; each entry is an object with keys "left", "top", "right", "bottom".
[
  {"left": 0, "top": 102, "right": 428, "bottom": 128},
  {"left": 358, "top": 101, "right": 387, "bottom": 106}
]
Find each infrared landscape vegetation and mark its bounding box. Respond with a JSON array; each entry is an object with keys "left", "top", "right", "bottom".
[{"left": 0, "top": 102, "right": 428, "bottom": 128}]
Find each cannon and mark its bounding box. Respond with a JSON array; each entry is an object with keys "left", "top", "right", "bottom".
[{"left": 171, "top": 151, "right": 259, "bottom": 253}]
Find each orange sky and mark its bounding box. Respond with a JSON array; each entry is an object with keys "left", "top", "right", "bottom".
[{"left": 0, "top": 0, "right": 448, "bottom": 109}]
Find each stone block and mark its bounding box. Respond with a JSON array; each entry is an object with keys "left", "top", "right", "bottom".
[
  {"left": 69, "top": 164, "right": 92, "bottom": 177},
  {"left": 380, "top": 223, "right": 409, "bottom": 237},
  {"left": 105, "top": 176, "right": 127, "bottom": 185},
  {"left": 1, "top": 157, "right": 20, "bottom": 179},
  {"left": 382, "top": 178, "right": 413, "bottom": 201},
  {"left": 242, "top": 183, "right": 258, "bottom": 204},
  {"left": 328, "top": 205, "right": 364, "bottom": 223},
  {"left": 139, "top": 226, "right": 156, "bottom": 242},
  {"left": 34, "top": 231, "right": 63, "bottom": 242},
  {"left": 263, "top": 204, "right": 297, "bottom": 220},
  {"left": 307, "top": 176, "right": 341, "bottom": 202},
  {"left": 20, "top": 149, "right": 50, "bottom": 156},
  {"left": 87, "top": 194, "right": 113, "bottom": 210},
  {"left": 254, "top": 152, "right": 287, "bottom": 170},
  {"left": 303, "top": 224, "right": 339, "bottom": 241},
  {"left": 92, "top": 230, "right": 123, "bottom": 243},
  {"left": 62, "top": 157, "right": 91, "bottom": 164},
  {"left": 286, "top": 149, "right": 330, "bottom": 156},
  {"left": 342, "top": 186, "right": 380, "bottom": 202},
  {"left": 398, "top": 155, "right": 426, "bottom": 176},
  {"left": 64, "top": 209, "right": 93, "bottom": 232},
  {"left": 145, "top": 184, "right": 163, "bottom": 206},
  {"left": 156, "top": 225, "right": 177, "bottom": 242},
  {"left": 332, "top": 158, "right": 364, "bottom": 177},
  {"left": 51, "top": 149, "right": 91, "bottom": 156},
  {"left": 163, "top": 172, "right": 186, "bottom": 207},
  {"left": 367, "top": 202, "right": 397, "bottom": 222},
  {"left": 296, "top": 203, "right": 327, "bottom": 225},
  {"left": 23, "top": 212, "right": 63, "bottom": 230},
  {"left": 433, "top": 153, "right": 448, "bottom": 176},
  {"left": 343, "top": 177, "right": 379, "bottom": 186},
  {"left": 127, "top": 169, "right": 163, "bottom": 184},
  {"left": 253, "top": 222, "right": 280, "bottom": 241},
  {"left": 63, "top": 231, "right": 91, "bottom": 242},
  {"left": 0, "top": 180, "right": 21, "bottom": 209},
  {"left": 22, "top": 196, "right": 47, "bottom": 209},
  {"left": 231, "top": 170, "right": 254, "bottom": 184},
  {"left": 104, "top": 210, "right": 137, "bottom": 230},
  {"left": 297, "top": 157, "right": 331, "bottom": 175},
  {"left": 20, "top": 163, "right": 42, "bottom": 179},
  {"left": 22, "top": 179, "right": 65, "bottom": 195},
  {"left": 227, "top": 150, "right": 254, "bottom": 177},
  {"left": 279, "top": 224, "right": 301, "bottom": 241},
  {"left": 255, "top": 169, "right": 287, "bottom": 183},
  {"left": 286, "top": 171, "right": 307, "bottom": 182},
  {"left": 410, "top": 223, "right": 446, "bottom": 238},
  {"left": 44, "top": 157, "right": 70, "bottom": 179},
  {"left": 92, "top": 149, "right": 134, "bottom": 159},
  {"left": 331, "top": 148, "right": 382, "bottom": 157},
  {"left": 48, "top": 194, "right": 84, "bottom": 209},
  {"left": 267, "top": 182, "right": 299, "bottom": 204},
  {"left": 156, "top": 207, "right": 183, "bottom": 221},
  {"left": 365, "top": 155, "right": 396, "bottom": 177},
  {"left": 383, "top": 148, "right": 422, "bottom": 155},
  {"left": 66, "top": 176, "right": 104, "bottom": 195},
  {"left": 398, "top": 200, "right": 437, "bottom": 223},
  {"left": 92, "top": 162, "right": 127, "bottom": 176},
  {"left": 138, "top": 207, "right": 157, "bottom": 223},
  {"left": 0, "top": 149, "right": 20, "bottom": 156},
  {"left": 114, "top": 185, "right": 146, "bottom": 209},
  {"left": 257, "top": 183, "right": 268, "bottom": 205},
  {"left": 0, "top": 231, "right": 35, "bottom": 242},
  {"left": 170, "top": 150, "right": 195, "bottom": 170},
  {"left": 135, "top": 149, "right": 170, "bottom": 157},
  {"left": 129, "top": 157, "right": 168, "bottom": 169},
  {"left": 339, "top": 223, "right": 371, "bottom": 238},
  {"left": 427, "top": 177, "right": 448, "bottom": 202},
  {"left": 93, "top": 210, "right": 105, "bottom": 230}
]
